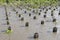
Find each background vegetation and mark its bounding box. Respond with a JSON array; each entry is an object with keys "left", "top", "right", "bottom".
[{"left": 0, "top": 0, "right": 58, "bottom": 8}]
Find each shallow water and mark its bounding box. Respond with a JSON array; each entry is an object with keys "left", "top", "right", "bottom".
[{"left": 0, "top": 6, "right": 60, "bottom": 40}]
